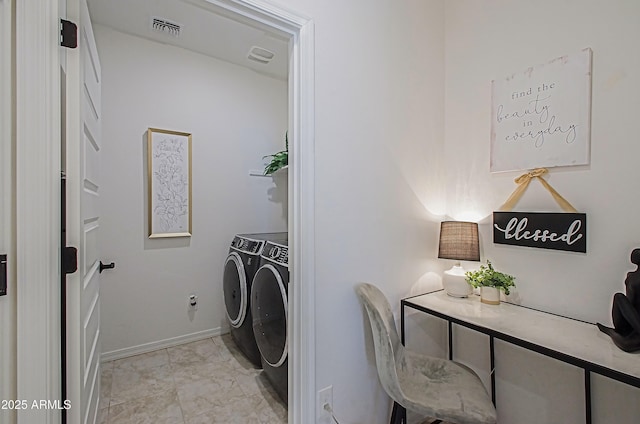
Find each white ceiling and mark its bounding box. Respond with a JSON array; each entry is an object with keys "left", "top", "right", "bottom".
[{"left": 87, "top": 0, "right": 289, "bottom": 80}]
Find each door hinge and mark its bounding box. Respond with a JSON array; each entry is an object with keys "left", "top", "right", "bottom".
[
  {"left": 63, "top": 247, "right": 78, "bottom": 274},
  {"left": 60, "top": 19, "right": 78, "bottom": 49},
  {"left": 0, "top": 254, "right": 7, "bottom": 296}
]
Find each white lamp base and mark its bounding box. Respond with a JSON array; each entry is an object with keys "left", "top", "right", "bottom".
[{"left": 442, "top": 265, "right": 473, "bottom": 298}]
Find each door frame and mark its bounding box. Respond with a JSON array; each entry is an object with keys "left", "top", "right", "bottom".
[
  {"left": 1, "top": 0, "right": 16, "bottom": 423},
  {"left": 15, "top": 0, "right": 316, "bottom": 423},
  {"left": 15, "top": 1, "right": 62, "bottom": 423}
]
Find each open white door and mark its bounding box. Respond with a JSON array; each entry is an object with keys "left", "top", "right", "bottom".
[{"left": 64, "top": 0, "right": 103, "bottom": 423}]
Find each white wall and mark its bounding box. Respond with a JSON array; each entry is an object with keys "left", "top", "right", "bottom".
[
  {"left": 439, "top": 1, "right": 640, "bottom": 423},
  {"left": 94, "top": 25, "right": 288, "bottom": 356},
  {"left": 273, "top": 1, "right": 447, "bottom": 423}
]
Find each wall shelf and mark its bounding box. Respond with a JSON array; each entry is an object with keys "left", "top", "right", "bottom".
[{"left": 249, "top": 165, "right": 288, "bottom": 177}]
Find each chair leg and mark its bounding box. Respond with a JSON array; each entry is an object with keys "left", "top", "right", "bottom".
[{"left": 390, "top": 402, "right": 406, "bottom": 424}]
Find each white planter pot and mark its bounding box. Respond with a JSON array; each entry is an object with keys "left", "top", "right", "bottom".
[{"left": 480, "top": 286, "right": 500, "bottom": 305}]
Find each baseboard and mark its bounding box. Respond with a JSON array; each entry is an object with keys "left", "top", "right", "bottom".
[{"left": 101, "top": 326, "right": 230, "bottom": 363}]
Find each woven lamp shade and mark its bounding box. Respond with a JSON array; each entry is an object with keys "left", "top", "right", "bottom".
[{"left": 438, "top": 221, "right": 480, "bottom": 261}]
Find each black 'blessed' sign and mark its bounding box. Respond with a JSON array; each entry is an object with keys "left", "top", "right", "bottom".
[{"left": 493, "top": 212, "right": 586, "bottom": 253}]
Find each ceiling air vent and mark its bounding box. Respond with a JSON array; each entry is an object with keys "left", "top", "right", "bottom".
[
  {"left": 248, "top": 46, "right": 275, "bottom": 64},
  {"left": 151, "top": 17, "right": 181, "bottom": 37}
]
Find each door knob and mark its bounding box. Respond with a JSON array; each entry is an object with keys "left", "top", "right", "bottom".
[{"left": 99, "top": 261, "right": 115, "bottom": 273}]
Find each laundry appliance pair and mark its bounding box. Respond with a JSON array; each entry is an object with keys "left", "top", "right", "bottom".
[{"left": 223, "top": 232, "right": 289, "bottom": 404}]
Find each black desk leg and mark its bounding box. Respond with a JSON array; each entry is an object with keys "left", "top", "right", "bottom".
[
  {"left": 390, "top": 401, "right": 406, "bottom": 424},
  {"left": 490, "top": 335, "right": 496, "bottom": 406},
  {"left": 448, "top": 321, "right": 453, "bottom": 360},
  {"left": 401, "top": 302, "right": 405, "bottom": 346},
  {"left": 585, "top": 370, "right": 591, "bottom": 424}
]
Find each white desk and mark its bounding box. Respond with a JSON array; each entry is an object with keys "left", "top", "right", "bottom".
[{"left": 401, "top": 290, "right": 640, "bottom": 424}]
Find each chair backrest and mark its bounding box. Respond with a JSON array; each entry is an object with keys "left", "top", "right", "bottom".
[{"left": 355, "top": 283, "right": 405, "bottom": 403}]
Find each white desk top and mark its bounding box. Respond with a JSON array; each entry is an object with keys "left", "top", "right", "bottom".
[{"left": 403, "top": 290, "right": 640, "bottom": 385}]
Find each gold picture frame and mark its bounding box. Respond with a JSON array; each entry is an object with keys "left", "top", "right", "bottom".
[{"left": 147, "top": 127, "right": 192, "bottom": 238}]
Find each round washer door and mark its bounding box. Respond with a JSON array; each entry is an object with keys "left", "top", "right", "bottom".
[
  {"left": 223, "top": 252, "right": 247, "bottom": 328},
  {"left": 251, "top": 263, "right": 288, "bottom": 367}
]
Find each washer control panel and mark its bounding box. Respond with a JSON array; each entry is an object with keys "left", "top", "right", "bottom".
[{"left": 231, "top": 236, "right": 264, "bottom": 255}]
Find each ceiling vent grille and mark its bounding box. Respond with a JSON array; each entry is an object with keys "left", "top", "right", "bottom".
[
  {"left": 151, "top": 17, "right": 181, "bottom": 37},
  {"left": 248, "top": 46, "right": 275, "bottom": 64}
]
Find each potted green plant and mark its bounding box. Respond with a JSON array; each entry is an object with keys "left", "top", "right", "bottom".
[
  {"left": 465, "top": 260, "right": 515, "bottom": 305},
  {"left": 263, "top": 132, "right": 288, "bottom": 175}
]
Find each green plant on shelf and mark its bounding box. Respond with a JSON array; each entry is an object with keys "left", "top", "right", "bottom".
[
  {"left": 465, "top": 260, "right": 516, "bottom": 295},
  {"left": 263, "top": 132, "right": 288, "bottom": 175}
]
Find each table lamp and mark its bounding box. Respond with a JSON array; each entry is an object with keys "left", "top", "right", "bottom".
[{"left": 438, "top": 221, "right": 480, "bottom": 297}]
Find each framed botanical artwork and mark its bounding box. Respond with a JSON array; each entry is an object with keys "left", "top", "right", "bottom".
[{"left": 147, "top": 127, "right": 192, "bottom": 238}]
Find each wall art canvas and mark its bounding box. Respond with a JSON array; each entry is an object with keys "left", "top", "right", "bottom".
[
  {"left": 148, "top": 128, "right": 192, "bottom": 238},
  {"left": 490, "top": 48, "right": 592, "bottom": 172}
]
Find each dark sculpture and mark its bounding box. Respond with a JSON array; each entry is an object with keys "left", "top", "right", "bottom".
[{"left": 597, "top": 249, "right": 640, "bottom": 352}]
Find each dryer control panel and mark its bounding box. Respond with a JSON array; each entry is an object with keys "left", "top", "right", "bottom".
[{"left": 263, "top": 242, "right": 288, "bottom": 266}]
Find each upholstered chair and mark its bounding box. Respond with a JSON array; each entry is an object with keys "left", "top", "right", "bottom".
[{"left": 356, "top": 283, "right": 497, "bottom": 424}]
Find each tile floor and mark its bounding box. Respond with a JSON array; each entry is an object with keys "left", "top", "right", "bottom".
[{"left": 98, "top": 334, "right": 287, "bottom": 424}]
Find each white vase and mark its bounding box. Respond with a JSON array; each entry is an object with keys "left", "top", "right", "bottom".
[{"left": 480, "top": 286, "right": 500, "bottom": 305}]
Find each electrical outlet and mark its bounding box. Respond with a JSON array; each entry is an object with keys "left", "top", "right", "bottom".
[
  {"left": 189, "top": 294, "right": 198, "bottom": 310},
  {"left": 317, "top": 385, "right": 333, "bottom": 424}
]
